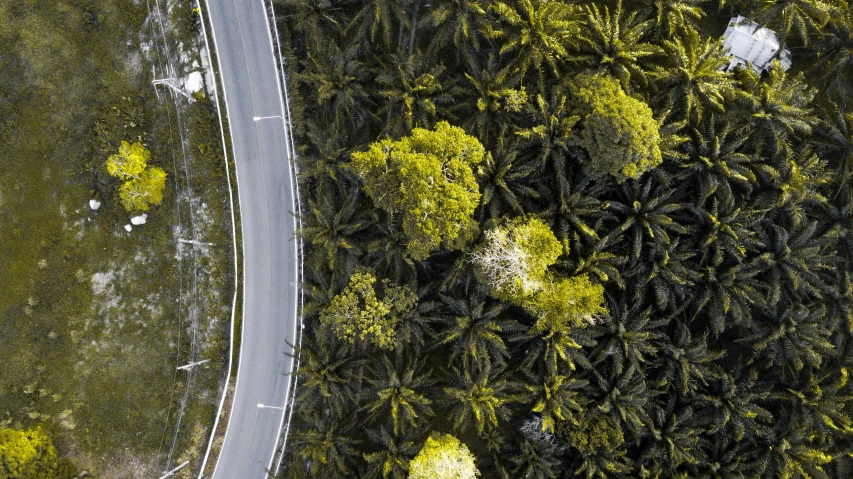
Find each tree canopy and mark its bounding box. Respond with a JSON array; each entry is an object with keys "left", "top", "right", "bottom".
[
  {"left": 348, "top": 122, "right": 484, "bottom": 260},
  {"left": 277, "top": 0, "right": 853, "bottom": 477},
  {"left": 572, "top": 73, "right": 662, "bottom": 182},
  {"left": 408, "top": 433, "right": 479, "bottom": 479}
]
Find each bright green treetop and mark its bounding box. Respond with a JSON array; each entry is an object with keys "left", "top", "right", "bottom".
[
  {"left": 320, "top": 269, "right": 417, "bottom": 350},
  {"left": 106, "top": 140, "right": 150, "bottom": 180},
  {"left": 572, "top": 74, "right": 662, "bottom": 182},
  {"left": 348, "top": 121, "right": 484, "bottom": 260},
  {"left": 119, "top": 166, "right": 167, "bottom": 212},
  {"left": 525, "top": 275, "right": 607, "bottom": 332},
  {"left": 409, "top": 433, "right": 479, "bottom": 479},
  {"left": 472, "top": 216, "right": 563, "bottom": 303},
  {"left": 0, "top": 427, "right": 58, "bottom": 479}
]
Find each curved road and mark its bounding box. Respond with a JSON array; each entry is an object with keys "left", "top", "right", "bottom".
[{"left": 203, "top": 0, "right": 299, "bottom": 477}]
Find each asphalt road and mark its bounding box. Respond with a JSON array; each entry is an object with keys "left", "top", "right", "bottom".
[{"left": 204, "top": 0, "right": 298, "bottom": 477}]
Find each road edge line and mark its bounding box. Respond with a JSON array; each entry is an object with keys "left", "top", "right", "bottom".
[
  {"left": 259, "top": 0, "right": 305, "bottom": 476},
  {"left": 196, "top": 0, "right": 243, "bottom": 476}
]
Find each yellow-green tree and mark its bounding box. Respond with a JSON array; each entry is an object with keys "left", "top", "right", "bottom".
[
  {"left": 473, "top": 217, "right": 605, "bottom": 328},
  {"left": 106, "top": 140, "right": 167, "bottom": 212},
  {"left": 320, "top": 269, "right": 416, "bottom": 350},
  {"left": 118, "top": 166, "right": 167, "bottom": 212},
  {"left": 471, "top": 216, "right": 563, "bottom": 302},
  {"left": 525, "top": 275, "right": 607, "bottom": 332},
  {"left": 106, "top": 140, "right": 150, "bottom": 180},
  {"left": 572, "top": 74, "right": 661, "bottom": 182},
  {"left": 0, "top": 427, "right": 57, "bottom": 479},
  {"left": 409, "top": 433, "right": 479, "bottom": 479},
  {"left": 348, "top": 122, "right": 484, "bottom": 260}
]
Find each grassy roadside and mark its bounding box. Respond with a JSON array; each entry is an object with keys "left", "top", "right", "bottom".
[{"left": 0, "top": 1, "right": 234, "bottom": 477}]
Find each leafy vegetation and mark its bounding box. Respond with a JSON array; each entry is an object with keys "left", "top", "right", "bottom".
[
  {"left": 0, "top": 0, "right": 233, "bottom": 476},
  {"left": 0, "top": 428, "right": 79, "bottom": 479},
  {"left": 276, "top": 0, "right": 853, "bottom": 477}
]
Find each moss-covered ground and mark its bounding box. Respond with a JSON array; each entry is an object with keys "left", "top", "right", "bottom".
[{"left": 0, "top": 1, "right": 233, "bottom": 477}]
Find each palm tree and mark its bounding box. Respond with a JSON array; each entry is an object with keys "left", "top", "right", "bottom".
[
  {"left": 639, "top": 0, "right": 710, "bottom": 40},
  {"left": 442, "top": 361, "right": 518, "bottom": 435},
  {"left": 650, "top": 28, "right": 736, "bottom": 125},
  {"left": 625, "top": 237, "right": 701, "bottom": 311},
  {"left": 640, "top": 403, "right": 705, "bottom": 471},
  {"left": 745, "top": 221, "right": 836, "bottom": 306},
  {"left": 687, "top": 195, "right": 761, "bottom": 267},
  {"left": 600, "top": 177, "right": 687, "bottom": 260},
  {"left": 733, "top": 63, "right": 816, "bottom": 156},
  {"left": 653, "top": 321, "right": 724, "bottom": 396},
  {"left": 432, "top": 292, "right": 524, "bottom": 373},
  {"left": 693, "top": 369, "right": 773, "bottom": 443},
  {"left": 362, "top": 427, "right": 422, "bottom": 479},
  {"left": 292, "top": 412, "right": 360, "bottom": 477},
  {"left": 484, "top": 0, "right": 580, "bottom": 81},
  {"left": 562, "top": 411, "right": 634, "bottom": 478},
  {"left": 570, "top": 1, "right": 661, "bottom": 89},
  {"left": 510, "top": 437, "right": 564, "bottom": 479},
  {"left": 365, "top": 216, "right": 418, "bottom": 286},
  {"left": 588, "top": 295, "right": 665, "bottom": 376},
  {"left": 459, "top": 52, "right": 523, "bottom": 143},
  {"left": 524, "top": 372, "right": 588, "bottom": 434},
  {"left": 423, "top": 0, "right": 488, "bottom": 55},
  {"left": 541, "top": 171, "right": 610, "bottom": 252},
  {"left": 277, "top": 0, "right": 347, "bottom": 51},
  {"left": 806, "top": 1, "right": 853, "bottom": 97},
  {"left": 690, "top": 261, "right": 764, "bottom": 333},
  {"left": 814, "top": 104, "right": 853, "bottom": 193},
  {"left": 739, "top": 0, "right": 837, "bottom": 47},
  {"left": 297, "top": 39, "right": 375, "bottom": 135},
  {"left": 348, "top": 0, "right": 411, "bottom": 50},
  {"left": 676, "top": 114, "right": 757, "bottom": 206},
  {"left": 776, "top": 369, "right": 853, "bottom": 445},
  {"left": 749, "top": 146, "right": 831, "bottom": 232},
  {"left": 293, "top": 328, "right": 367, "bottom": 419},
  {"left": 299, "top": 181, "right": 374, "bottom": 275},
  {"left": 740, "top": 302, "right": 835, "bottom": 381},
  {"left": 742, "top": 418, "right": 834, "bottom": 478},
  {"left": 376, "top": 51, "right": 454, "bottom": 135},
  {"left": 364, "top": 354, "right": 434, "bottom": 435},
  {"left": 477, "top": 138, "right": 540, "bottom": 221},
  {"left": 591, "top": 362, "right": 653, "bottom": 439}
]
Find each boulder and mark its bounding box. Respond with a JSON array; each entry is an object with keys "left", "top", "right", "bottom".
[
  {"left": 130, "top": 213, "right": 148, "bottom": 225},
  {"left": 89, "top": 199, "right": 101, "bottom": 211},
  {"left": 124, "top": 224, "right": 132, "bottom": 232}
]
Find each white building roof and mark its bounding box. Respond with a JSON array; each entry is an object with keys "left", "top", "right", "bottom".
[{"left": 721, "top": 16, "right": 792, "bottom": 73}]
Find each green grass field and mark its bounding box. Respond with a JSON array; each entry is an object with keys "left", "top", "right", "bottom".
[{"left": 0, "top": 1, "right": 233, "bottom": 476}]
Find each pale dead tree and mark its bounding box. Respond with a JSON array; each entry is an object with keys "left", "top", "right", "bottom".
[{"left": 470, "top": 226, "right": 545, "bottom": 300}]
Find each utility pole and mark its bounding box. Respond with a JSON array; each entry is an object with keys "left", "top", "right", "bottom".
[
  {"left": 176, "top": 359, "right": 210, "bottom": 371},
  {"left": 157, "top": 461, "right": 189, "bottom": 479},
  {"left": 178, "top": 238, "right": 215, "bottom": 246},
  {"left": 153, "top": 78, "right": 196, "bottom": 102}
]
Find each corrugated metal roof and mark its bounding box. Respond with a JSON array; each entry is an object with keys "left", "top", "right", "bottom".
[{"left": 721, "top": 16, "right": 791, "bottom": 73}]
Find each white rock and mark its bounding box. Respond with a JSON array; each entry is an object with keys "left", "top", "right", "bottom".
[
  {"left": 89, "top": 199, "right": 101, "bottom": 211},
  {"left": 184, "top": 71, "right": 203, "bottom": 93},
  {"left": 124, "top": 224, "right": 132, "bottom": 232},
  {"left": 130, "top": 213, "right": 148, "bottom": 225}
]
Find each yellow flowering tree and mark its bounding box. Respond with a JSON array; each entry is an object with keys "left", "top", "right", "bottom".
[
  {"left": 119, "top": 166, "right": 167, "bottom": 212},
  {"left": 106, "top": 140, "right": 149, "bottom": 180},
  {"left": 320, "top": 269, "right": 417, "bottom": 350},
  {"left": 348, "top": 122, "right": 484, "bottom": 260},
  {"left": 409, "top": 433, "right": 479, "bottom": 479},
  {"left": 0, "top": 427, "right": 58, "bottom": 479},
  {"left": 106, "top": 141, "right": 167, "bottom": 212},
  {"left": 572, "top": 74, "right": 662, "bottom": 182}
]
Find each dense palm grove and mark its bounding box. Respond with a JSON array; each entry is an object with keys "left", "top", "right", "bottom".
[{"left": 273, "top": 0, "right": 853, "bottom": 477}]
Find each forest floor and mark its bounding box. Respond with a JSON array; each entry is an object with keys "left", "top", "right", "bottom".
[{"left": 0, "top": 1, "right": 234, "bottom": 477}]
